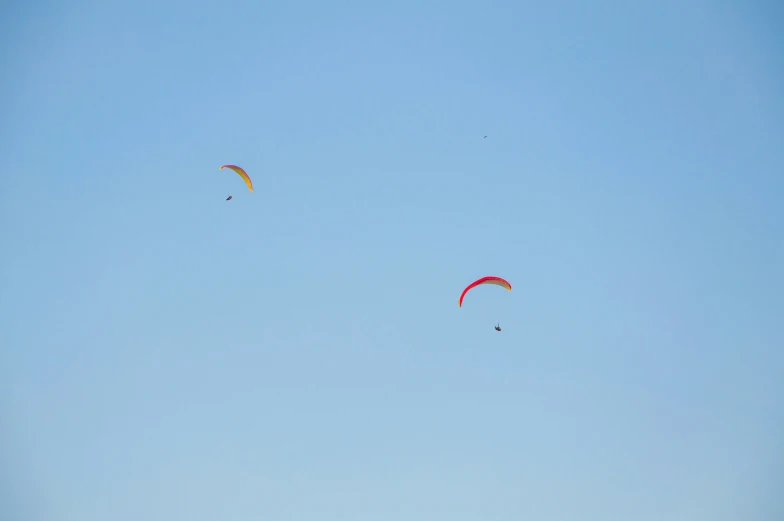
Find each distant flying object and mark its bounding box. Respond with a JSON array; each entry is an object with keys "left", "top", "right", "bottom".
[
  {"left": 495, "top": 323, "right": 502, "bottom": 332},
  {"left": 226, "top": 195, "right": 233, "bottom": 201},
  {"left": 483, "top": 135, "right": 487, "bottom": 139}
]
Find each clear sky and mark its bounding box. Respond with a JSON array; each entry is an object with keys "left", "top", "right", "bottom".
[{"left": 1, "top": 1, "right": 782, "bottom": 520}]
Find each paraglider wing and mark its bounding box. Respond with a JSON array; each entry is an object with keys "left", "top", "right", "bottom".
[
  {"left": 458, "top": 276, "right": 512, "bottom": 307},
  {"left": 220, "top": 164, "right": 253, "bottom": 192}
]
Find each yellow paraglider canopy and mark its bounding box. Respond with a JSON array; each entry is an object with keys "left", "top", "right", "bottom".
[{"left": 220, "top": 164, "right": 253, "bottom": 192}]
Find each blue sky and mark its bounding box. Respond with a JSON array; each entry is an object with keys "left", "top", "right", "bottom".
[{"left": 1, "top": 1, "right": 782, "bottom": 520}]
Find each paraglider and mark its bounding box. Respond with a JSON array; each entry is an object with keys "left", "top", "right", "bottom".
[
  {"left": 458, "top": 276, "right": 512, "bottom": 307},
  {"left": 458, "top": 276, "right": 512, "bottom": 331},
  {"left": 220, "top": 164, "right": 253, "bottom": 192},
  {"left": 226, "top": 195, "right": 232, "bottom": 201}
]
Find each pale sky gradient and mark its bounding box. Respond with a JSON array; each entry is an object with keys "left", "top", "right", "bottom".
[{"left": 2, "top": 1, "right": 783, "bottom": 520}]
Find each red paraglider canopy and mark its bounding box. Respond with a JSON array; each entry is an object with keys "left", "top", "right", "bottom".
[{"left": 458, "top": 276, "right": 512, "bottom": 307}]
